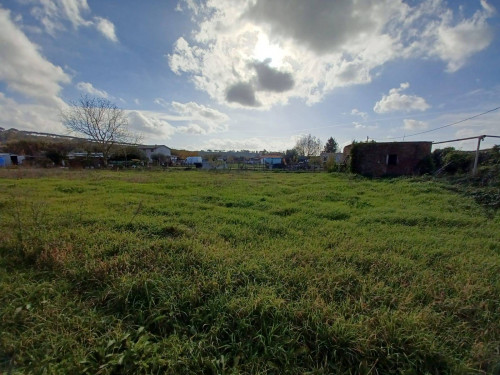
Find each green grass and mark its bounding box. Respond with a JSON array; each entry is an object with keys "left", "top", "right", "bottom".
[{"left": 0, "top": 169, "right": 499, "bottom": 374}]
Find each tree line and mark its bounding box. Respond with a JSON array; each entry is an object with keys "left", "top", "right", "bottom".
[
  {"left": 284, "top": 134, "right": 339, "bottom": 164},
  {"left": 2, "top": 95, "right": 342, "bottom": 168}
]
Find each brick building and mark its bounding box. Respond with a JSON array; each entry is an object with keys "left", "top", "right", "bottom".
[{"left": 343, "top": 141, "right": 432, "bottom": 177}]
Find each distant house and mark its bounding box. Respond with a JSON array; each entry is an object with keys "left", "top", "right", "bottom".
[
  {"left": 67, "top": 152, "right": 105, "bottom": 168},
  {"left": 0, "top": 153, "right": 12, "bottom": 167},
  {"left": 320, "top": 152, "right": 344, "bottom": 164},
  {"left": 261, "top": 154, "right": 284, "bottom": 166},
  {"left": 0, "top": 153, "right": 24, "bottom": 167},
  {"left": 246, "top": 157, "right": 261, "bottom": 165},
  {"left": 67, "top": 152, "right": 104, "bottom": 159},
  {"left": 138, "top": 145, "right": 171, "bottom": 162},
  {"left": 261, "top": 157, "right": 282, "bottom": 165},
  {"left": 344, "top": 142, "right": 432, "bottom": 177},
  {"left": 185, "top": 156, "right": 203, "bottom": 168},
  {"left": 185, "top": 156, "right": 202, "bottom": 164}
]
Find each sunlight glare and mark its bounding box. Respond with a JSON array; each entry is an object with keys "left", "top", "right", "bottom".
[{"left": 252, "top": 33, "right": 285, "bottom": 66}]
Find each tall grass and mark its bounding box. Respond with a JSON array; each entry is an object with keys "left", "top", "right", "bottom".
[{"left": 0, "top": 169, "right": 499, "bottom": 374}]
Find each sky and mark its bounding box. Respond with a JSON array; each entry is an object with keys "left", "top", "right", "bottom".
[{"left": 1, "top": 0, "right": 500, "bottom": 152}]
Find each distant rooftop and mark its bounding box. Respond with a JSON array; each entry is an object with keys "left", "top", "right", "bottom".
[{"left": 139, "top": 145, "right": 170, "bottom": 149}]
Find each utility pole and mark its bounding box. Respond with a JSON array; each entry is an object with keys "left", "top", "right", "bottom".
[
  {"left": 433, "top": 135, "right": 500, "bottom": 177},
  {"left": 472, "top": 135, "right": 485, "bottom": 176}
]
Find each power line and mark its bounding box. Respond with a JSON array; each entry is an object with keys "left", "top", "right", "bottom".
[
  {"left": 382, "top": 106, "right": 500, "bottom": 141},
  {"left": 433, "top": 134, "right": 500, "bottom": 145}
]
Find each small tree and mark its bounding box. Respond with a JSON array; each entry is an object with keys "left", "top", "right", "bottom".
[
  {"left": 44, "top": 142, "right": 74, "bottom": 166},
  {"left": 61, "top": 95, "right": 133, "bottom": 166},
  {"left": 294, "top": 134, "right": 322, "bottom": 157},
  {"left": 285, "top": 148, "right": 298, "bottom": 164},
  {"left": 323, "top": 137, "right": 338, "bottom": 153}
]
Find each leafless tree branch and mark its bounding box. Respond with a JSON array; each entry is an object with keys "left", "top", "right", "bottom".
[{"left": 61, "top": 95, "right": 134, "bottom": 166}]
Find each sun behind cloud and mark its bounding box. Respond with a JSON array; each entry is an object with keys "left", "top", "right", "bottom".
[
  {"left": 252, "top": 33, "right": 285, "bottom": 67},
  {"left": 169, "top": 0, "right": 495, "bottom": 110}
]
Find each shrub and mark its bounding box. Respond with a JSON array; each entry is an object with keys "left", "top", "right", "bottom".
[
  {"left": 432, "top": 147, "right": 455, "bottom": 170},
  {"left": 416, "top": 155, "right": 435, "bottom": 175},
  {"left": 443, "top": 151, "right": 474, "bottom": 174}
]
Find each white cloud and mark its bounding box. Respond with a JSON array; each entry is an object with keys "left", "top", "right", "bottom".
[
  {"left": 403, "top": 119, "right": 428, "bottom": 130},
  {"left": 0, "top": 92, "right": 66, "bottom": 133},
  {"left": 154, "top": 98, "right": 169, "bottom": 108},
  {"left": 29, "top": 0, "right": 91, "bottom": 35},
  {"left": 199, "top": 136, "right": 296, "bottom": 152},
  {"left": 126, "top": 101, "right": 230, "bottom": 141},
  {"left": 373, "top": 83, "right": 430, "bottom": 114},
  {"left": 153, "top": 100, "right": 229, "bottom": 134},
  {"left": 435, "top": 14, "right": 493, "bottom": 73},
  {"left": 169, "top": 37, "right": 203, "bottom": 75},
  {"left": 169, "top": 0, "right": 495, "bottom": 109},
  {"left": 127, "top": 110, "right": 177, "bottom": 139},
  {"left": 171, "top": 101, "right": 230, "bottom": 134},
  {"left": 244, "top": 0, "right": 405, "bottom": 57},
  {"left": 168, "top": 0, "right": 402, "bottom": 109},
  {"left": 175, "top": 124, "right": 203, "bottom": 135},
  {"left": 76, "top": 81, "right": 109, "bottom": 98},
  {"left": 171, "top": 101, "right": 228, "bottom": 121},
  {"left": 351, "top": 109, "right": 368, "bottom": 120},
  {"left": 26, "top": 0, "right": 118, "bottom": 41},
  {"left": 402, "top": 0, "right": 495, "bottom": 72},
  {"left": 353, "top": 122, "right": 378, "bottom": 130},
  {"left": 94, "top": 16, "right": 117, "bottom": 42},
  {"left": 0, "top": 7, "right": 70, "bottom": 107}
]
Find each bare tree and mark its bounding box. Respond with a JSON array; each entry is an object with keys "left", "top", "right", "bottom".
[
  {"left": 294, "top": 134, "right": 322, "bottom": 157},
  {"left": 61, "top": 95, "right": 133, "bottom": 166}
]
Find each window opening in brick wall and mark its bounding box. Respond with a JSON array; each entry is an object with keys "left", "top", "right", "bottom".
[{"left": 387, "top": 154, "right": 398, "bottom": 165}]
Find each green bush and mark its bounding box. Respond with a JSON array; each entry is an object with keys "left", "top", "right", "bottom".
[
  {"left": 443, "top": 151, "right": 474, "bottom": 174},
  {"left": 325, "top": 158, "right": 347, "bottom": 173},
  {"left": 416, "top": 155, "right": 435, "bottom": 174},
  {"left": 432, "top": 147, "right": 455, "bottom": 170}
]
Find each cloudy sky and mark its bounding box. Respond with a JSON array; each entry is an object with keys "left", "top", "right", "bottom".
[{"left": 1, "top": 0, "right": 499, "bottom": 151}]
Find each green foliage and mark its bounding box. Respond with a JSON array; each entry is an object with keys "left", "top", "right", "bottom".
[
  {"left": 284, "top": 148, "right": 298, "bottom": 164},
  {"left": 294, "top": 134, "right": 322, "bottom": 157},
  {"left": 416, "top": 155, "right": 435, "bottom": 175},
  {"left": 432, "top": 147, "right": 453, "bottom": 170},
  {"left": 5, "top": 139, "right": 75, "bottom": 160},
  {"left": 488, "top": 145, "right": 500, "bottom": 163},
  {"left": 324, "top": 157, "right": 336, "bottom": 172},
  {"left": 0, "top": 170, "right": 499, "bottom": 374},
  {"left": 324, "top": 137, "right": 338, "bottom": 153},
  {"left": 325, "top": 157, "right": 347, "bottom": 173},
  {"left": 442, "top": 151, "right": 474, "bottom": 174},
  {"left": 110, "top": 146, "right": 148, "bottom": 162},
  {"left": 171, "top": 149, "right": 198, "bottom": 159}
]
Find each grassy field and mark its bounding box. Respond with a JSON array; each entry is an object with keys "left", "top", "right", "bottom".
[{"left": 0, "top": 169, "right": 499, "bottom": 374}]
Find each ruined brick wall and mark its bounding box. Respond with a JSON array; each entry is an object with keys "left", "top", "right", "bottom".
[{"left": 344, "top": 142, "right": 432, "bottom": 177}]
